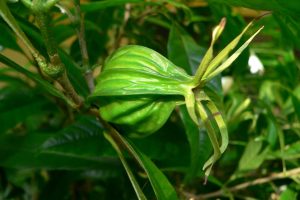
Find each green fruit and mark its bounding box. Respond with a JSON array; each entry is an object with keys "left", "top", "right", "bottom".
[{"left": 91, "top": 45, "right": 194, "bottom": 137}]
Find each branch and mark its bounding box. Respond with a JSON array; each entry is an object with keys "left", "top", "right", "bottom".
[
  {"left": 34, "top": 5, "right": 82, "bottom": 106},
  {"left": 184, "top": 167, "right": 300, "bottom": 199}
]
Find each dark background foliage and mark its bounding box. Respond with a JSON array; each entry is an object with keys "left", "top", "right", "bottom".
[{"left": 0, "top": 0, "right": 299, "bottom": 199}]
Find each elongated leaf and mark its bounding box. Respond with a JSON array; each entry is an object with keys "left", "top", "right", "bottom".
[
  {"left": 194, "top": 18, "right": 226, "bottom": 83},
  {"left": 108, "top": 129, "right": 178, "bottom": 200},
  {"left": 205, "top": 26, "right": 264, "bottom": 81},
  {"left": 205, "top": 100, "right": 228, "bottom": 154},
  {"left": 0, "top": 0, "right": 36, "bottom": 54},
  {"left": 104, "top": 133, "right": 147, "bottom": 200},
  {"left": 167, "top": 23, "right": 224, "bottom": 181},
  {"left": 179, "top": 106, "right": 211, "bottom": 182},
  {"left": 196, "top": 101, "right": 221, "bottom": 177},
  {"left": 0, "top": 22, "right": 21, "bottom": 51},
  {"left": 0, "top": 54, "right": 76, "bottom": 107},
  {"left": 0, "top": 133, "right": 118, "bottom": 170},
  {"left": 201, "top": 21, "right": 254, "bottom": 79},
  {"left": 130, "top": 143, "right": 178, "bottom": 200}
]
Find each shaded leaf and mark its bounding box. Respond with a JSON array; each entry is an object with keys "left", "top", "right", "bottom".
[
  {"left": 0, "top": 116, "right": 118, "bottom": 170},
  {"left": 0, "top": 54, "right": 76, "bottom": 107}
]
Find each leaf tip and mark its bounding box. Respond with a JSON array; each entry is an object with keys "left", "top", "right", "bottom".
[{"left": 220, "top": 17, "right": 226, "bottom": 28}]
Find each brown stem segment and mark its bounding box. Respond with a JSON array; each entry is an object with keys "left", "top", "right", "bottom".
[{"left": 183, "top": 167, "right": 300, "bottom": 199}]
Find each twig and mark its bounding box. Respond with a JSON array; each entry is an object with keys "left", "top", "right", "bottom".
[
  {"left": 73, "top": 0, "right": 94, "bottom": 93},
  {"left": 184, "top": 167, "right": 300, "bottom": 199},
  {"left": 113, "top": 3, "right": 131, "bottom": 50}
]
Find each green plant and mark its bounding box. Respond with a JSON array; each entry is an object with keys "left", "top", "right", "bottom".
[{"left": 0, "top": 0, "right": 300, "bottom": 199}]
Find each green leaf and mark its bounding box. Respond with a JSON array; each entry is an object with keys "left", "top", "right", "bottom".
[
  {"left": 270, "top": 141, "right": 300, "bottom": 160},
  {"left": 0, "top": 22, "right": 21, "bottom": 51},
  {"left": 207, "top": 0, "right": 300, "bottom": 16},
  {"left": 205, "top": 26, "right": 264, "bottom": 81},
  {"left": 130, "top": 143, "right": 178, "bottom": 200},
  {"left": 0, "top": 116, "right": 118, "bottom": 169},
  {"left": 58, "top": 50, "right": 89, "bottom": 97},
  {"left": 291, "top": 94, "right": 300, "bottom": 121},
  {"left": 104, "top": 132, "right": 147, "bottom": 200},
  {"left": 0, "top": 0, "right": 37, "bottom": 55},
  {"left": 179, "top": 105, "right": 211, "bottom": 182},
  {"left": 114, "top": 131, "right": 179, "bottom": 200},
  {"left": 237, "top": 139, "right": 269, "bottom": 172},
  {"left": 279, "top": 187, "right": 298, "bottom": 200},
  {"left": 193, "top": 18, "right": 226, "bottom": 83},
  {"left": 167, "top": 23, "right": 205, "bottom": 75},
  {"left": 0, "top": 89, "right": 49, "bottom": 133}
]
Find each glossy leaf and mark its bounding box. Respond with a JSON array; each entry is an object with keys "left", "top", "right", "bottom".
[
  {"left": 109, "top": 129, "right": 178, "bottom": 200},
  {"left": 104, "top": 132, "right": 147, "bottom": 200}
]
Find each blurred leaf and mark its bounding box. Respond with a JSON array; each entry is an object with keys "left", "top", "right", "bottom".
[
  {"left": 0, "top": 22, "right": 20, "bottom": 51},
  {"left": 81, "top": 0, "right": 144, "bottom": 12},
  {"left": 291, "top": 94, "right": 300, "bottom": 121},
  {"left": 208, "top": 0, "right": 300, "bottom": 49},
  {"left": 279, "top": 187, "right": 298, "bottom": 200},
  {"left": 238, "top": 139, "right": 269, "bottom": 172},
  {"left": 0, "top": 53, "right": 76, "bottom": 107},
  {"left": 208, "top": 0, "right": 300, "bottom": 15},
  {"left": 52, "top": 24, "right": 75, "bottom": 44},
  {"left": 270, "top": 141, "right": 300, "bottom": 160},
  {"left": 0, "top": 90, "right": 48, "bottom": 133}
]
